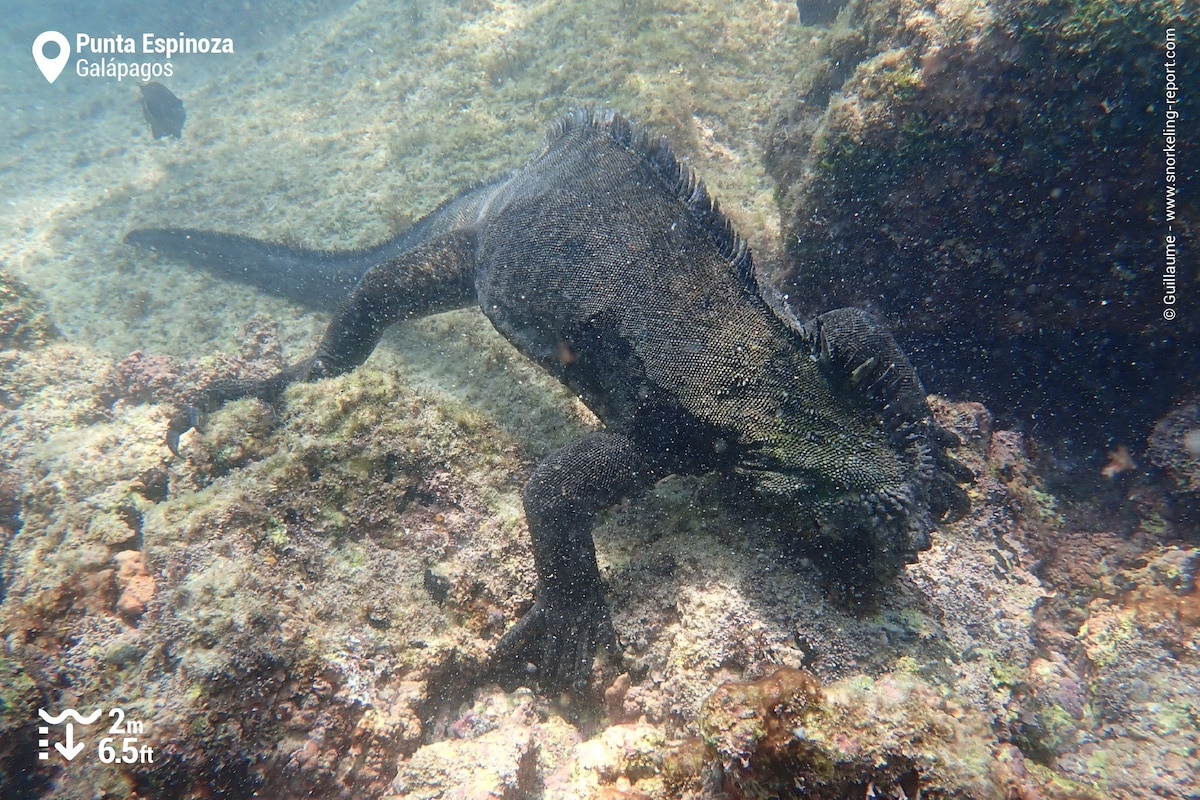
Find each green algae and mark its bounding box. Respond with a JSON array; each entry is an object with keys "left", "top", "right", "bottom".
[
  {"left": 264, "top": 518, "right": 291, "bottom": 551},
  {"left": 336, "top": 541, "right": 369, "bottom": 573},
  {"left": 1141, "top": 510, "right": 1169, "bottom": 537},
  {"left": 1083, "top": 748, "right": 1110, "bottom": 782},
  {"left": 1045, "top": 0, "right": 1185, "bottom": 52},
  {"left": 0, "top": 656, "right": 39, "bottom": 726},
  {"left": 1025, "top": 763, "right": 1108, "bottom": 800},
  {"left": 0, "top": 269, "right": 57, "bottom": 349},
  {"left": 700, "top": 667, "right": 1010, "bottom": 797},
  {"left": 1080, "top": 610, "right": 1137, "bottom": 670}
]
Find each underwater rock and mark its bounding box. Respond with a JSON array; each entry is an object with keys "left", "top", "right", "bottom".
[
  {"left": 1021, "top": 653, "right": 1091, "bottom": 760},
  {"left": 389, "top": 726, "right": 538, "bottom": 800},
  {"left": 698, "top": 667, "right": 822, "bottom": 771},
  {"left": 115, "top": 319, "right": 283, "bottom": 413},
  {"left": 1148, "top": 399, "right": 1200, "bottom": 505},
  {"left": 116, "top": 349, "right": 187, "bottom": 405},
  {"left": 140, "top": 82, "right": 186, "bottom": 139},
  {"left": 698, "top": 667, "right": 1008, "bottom": 798},
  {"left": 114, "top": 549, "right": 156, "bottom": 621},
  {"left": 0, "top": 468, "right": 19, "bottom": 545},
  {"left": 0, "top": 655, "right": 56, "bottom": 800},
  {"left": 766, "top": 0, "right": 1199, "bottom": 465},
  {"left": 0, "top": 268, "right": 57, "bottom": 350},
  {"left": 390, "top": 686, "right": 678, "bottom": 800},
  {"left": 1063, "top": 546, "right": 1200, "bottom": 796},
  {"left": 0, "top": 339, "right": 1162, "bottom": 797}
]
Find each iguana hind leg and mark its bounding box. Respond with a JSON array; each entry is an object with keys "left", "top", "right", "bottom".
[
  {"left": 495, "top": 431, "right": 669, "bottom": 692},
  {"left": 168, "top": 231, "right": 478, "bottom": 452}
]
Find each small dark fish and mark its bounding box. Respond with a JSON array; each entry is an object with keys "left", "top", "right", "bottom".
[
  {"left": 140, "top": 82, "right": 185, "bottom": 139},
  {"left": 796, "top": 0, "right": 847, "bottom": 26}
]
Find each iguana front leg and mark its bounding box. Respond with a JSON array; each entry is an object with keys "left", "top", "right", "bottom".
[
  {"left": 167, "top": 231, "right": 477, "bottom": 453},
  {"left": 495, "top": 431, "right": 669, "bottom": 692}
]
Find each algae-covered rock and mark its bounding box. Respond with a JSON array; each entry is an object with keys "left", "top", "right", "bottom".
[
  {"left": 1060, "top": 545, "right": 1200, "bottom": 797},
  {"left": 695, "top": 667, "right": 1117, "bottom": 799},
  {"left": 0, "top": 654, "right": 56, "bottom": 800},
  {"left": 698, "top": 668, "right": 1011, "bottom": 798},
  {"left": 1148, "top": 399, "right": 1200, "bottom": 506},
  {"left": 0, "top": 334, "right": 1092, "bottom": 799},
  {"left": 0, "top": 268, "right": 57, "bottom": 350},
  {"left": 0, "top": 338, "right": 536, "bottom": 799},
  {"left": 0, "top": 343, "right": 1166, "bottom": 798},
  {"left": 766, "top": 0, "right": 1199, "bottom": 462},
  {"left": 389, "top": 727, "right": 538, "bottom": 800}
]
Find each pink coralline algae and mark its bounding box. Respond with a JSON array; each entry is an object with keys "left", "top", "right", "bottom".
[
  {"left": 114, "top": 549, "right": 156, "bottom": 621},
  {"left": 116, "top": 350, "right": 187, "bottom": 405}
]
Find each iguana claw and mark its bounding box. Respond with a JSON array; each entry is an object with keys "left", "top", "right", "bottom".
[{"left": 493, "top": 589, "right": 617, "bottom": 693}]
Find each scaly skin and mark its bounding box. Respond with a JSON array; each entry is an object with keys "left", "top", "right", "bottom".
[{"left": 131, "top": 110, "right": 968, "bottom": 693}]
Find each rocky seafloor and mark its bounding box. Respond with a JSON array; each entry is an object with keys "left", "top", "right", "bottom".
[
  {"left": 2, "top": 284, "right": 1198, "bottom": 799},
  {"left": 1, "top": 0, "right": 1197, "bottom": 798}
]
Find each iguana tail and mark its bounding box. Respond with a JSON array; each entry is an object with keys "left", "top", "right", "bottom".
[
  {"left": 123, "top": 227, "right": 399, "bottom": 310},
  {"left": 124, "top": 182, "right": 504, "bottom": 310}
]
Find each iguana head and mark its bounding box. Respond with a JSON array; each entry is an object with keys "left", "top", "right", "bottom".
[{"left": 737, "top": 306, "right": 969, "bottom": 586}]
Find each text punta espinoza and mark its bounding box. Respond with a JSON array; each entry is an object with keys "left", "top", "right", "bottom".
[{"left": 74, "top": 33, "right": 234, "bottom": 59}]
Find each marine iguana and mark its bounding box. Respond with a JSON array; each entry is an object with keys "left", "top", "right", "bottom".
[{"left": 126, "top": 110, "right": 968, "bottom": 692}]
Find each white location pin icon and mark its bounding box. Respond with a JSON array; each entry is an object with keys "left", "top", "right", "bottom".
[{"left": 32, "top": 31, "right": 70, "bottom": 84}]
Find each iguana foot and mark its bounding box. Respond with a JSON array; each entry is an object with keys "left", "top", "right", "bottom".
[
  {"left": 164, "top": 357, "right": 322, "bottom": 455},
  {"left": 494, "top": 589, "right": 617, "bottom": 694}
]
